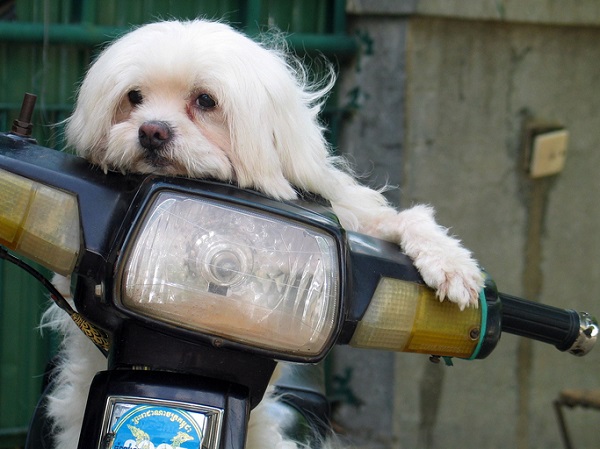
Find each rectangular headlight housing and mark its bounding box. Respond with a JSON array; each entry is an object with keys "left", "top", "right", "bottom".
[{"left": 117, "top": 191, "right": 341, "bottom": 358}]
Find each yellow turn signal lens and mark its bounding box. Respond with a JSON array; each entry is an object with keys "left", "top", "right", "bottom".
[
  {"left": 0, "top": 168, "right": 80, "bottom": 275},
  {"left": 350, "top": 277, "right": 482, "bottom": 358}
]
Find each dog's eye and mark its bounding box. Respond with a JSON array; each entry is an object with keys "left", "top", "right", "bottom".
[
  {"left": 196, "top": 93, "right": 216, "bottom": 109},
  {"left": 128, "top": 90, "right": 143, "bottom": 105}
]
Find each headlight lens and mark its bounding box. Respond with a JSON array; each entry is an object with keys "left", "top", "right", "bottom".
[{"left": 119, "top": 191, "right": 340, "bottom": 357}]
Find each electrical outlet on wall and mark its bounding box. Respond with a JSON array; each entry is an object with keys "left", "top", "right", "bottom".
[{"left": 525, "top": 125, "right": 569, "bottom": 178}]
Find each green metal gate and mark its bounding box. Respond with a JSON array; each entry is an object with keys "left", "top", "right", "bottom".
[
  {"left": 0, "top": 260, "right": 50, "bottom": 449},
  {"left": 0, "top": 1, "right": 355, "bottom": 447}
]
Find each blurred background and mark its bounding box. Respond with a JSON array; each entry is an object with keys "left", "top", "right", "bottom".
[{"left": 1, "top": 1, "right": 600, "bottom": 448}]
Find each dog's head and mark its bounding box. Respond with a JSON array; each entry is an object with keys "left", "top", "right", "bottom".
[{"left": 66, "top": 20, "right": 335, "bottom": 199}]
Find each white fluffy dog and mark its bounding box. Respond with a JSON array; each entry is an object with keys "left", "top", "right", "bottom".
[{"left": 45, "top": 19, "right": 483, "bottom": 449}]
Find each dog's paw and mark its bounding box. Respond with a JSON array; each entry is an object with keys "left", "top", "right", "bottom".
[
  {"left": 367, "top": 205, "right": 484, "bottom": 310},
  {"left": 413, "top": 248, "right": 484, "bottom": 310}
]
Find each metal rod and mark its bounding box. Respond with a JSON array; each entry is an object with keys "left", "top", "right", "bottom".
[
  {"left": 0, "top": 22, "right": 357, "bottom": 57},
  {"left": 553, "top": 400, "right": 574, "bottom": 449},
  {"left": 11, "top": 93, "right": 37, "bottom": 138},
  {"left": 0, "top": 22, "right": 123, "bottom": 46}
]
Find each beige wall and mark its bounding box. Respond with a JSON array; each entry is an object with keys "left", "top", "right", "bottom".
[{"left": 332, "top": 2, "right": 600, "bottom": 448}]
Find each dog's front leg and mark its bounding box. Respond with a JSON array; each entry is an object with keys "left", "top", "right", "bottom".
[
  {"left": 327, "top": 178, "right": 483, "bottom": 310},
  {"left": 359, "top": 204, "right": 483, "bottom": 310}
]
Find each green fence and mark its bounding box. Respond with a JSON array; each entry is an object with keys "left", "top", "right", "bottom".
[
  {"left": 0, "top": 0, "right": 355, "bottom": 145},
  {"left": 0, "top": 260, "right": 50, "bottom": 449},
  {"left": 0, "top": 1, "right": 355, "bottom": 447}
]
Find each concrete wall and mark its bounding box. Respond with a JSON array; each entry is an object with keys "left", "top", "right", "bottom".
[{"left": 331, "top": 1, "right": 600, "bottom": 448}]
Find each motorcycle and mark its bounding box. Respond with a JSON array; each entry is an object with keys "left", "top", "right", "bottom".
[{"left": 1, "top": 94, "right": 598, "bottom": 449}]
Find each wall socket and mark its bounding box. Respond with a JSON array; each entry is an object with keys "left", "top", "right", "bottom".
[{"left": 525, "top": 126, "right": 569, "bottom": 178}]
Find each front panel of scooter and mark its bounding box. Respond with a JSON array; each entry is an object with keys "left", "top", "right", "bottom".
[
  {"left": 1, "top": 130, "right": 597, "bottom": 363},
  {"left": 0, "top": 119, "right": 598, "bottom": 449},
  {"left": 82, "top": 370, "right": 246, "bottom": 449},
  {"left": 0, "top": 130, "right": 505, "bottom": 362}
]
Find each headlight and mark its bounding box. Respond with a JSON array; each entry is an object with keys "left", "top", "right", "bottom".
[{"left": 118, "top": 191, "right": 340, "bottom": 357}]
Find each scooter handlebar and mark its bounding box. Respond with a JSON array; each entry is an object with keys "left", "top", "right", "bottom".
[{"left": 499, "top": 292, "right": 598, "bottom": 356}]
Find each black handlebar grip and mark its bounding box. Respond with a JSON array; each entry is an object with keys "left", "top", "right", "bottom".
[{"left": 499, "top": 293, "right": 580, "bottom": 352}]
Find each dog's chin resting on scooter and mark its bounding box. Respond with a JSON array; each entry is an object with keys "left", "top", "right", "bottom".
[{"left": 43, "top": 19, "right": 483, "bottom": 449}]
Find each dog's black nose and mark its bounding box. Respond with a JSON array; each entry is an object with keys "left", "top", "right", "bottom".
[{"left": 138, "top": 121, "right": 172, "bottom": 151}]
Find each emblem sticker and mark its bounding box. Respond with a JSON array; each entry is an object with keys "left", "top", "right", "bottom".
[{"left": 107, "top": 405, "right": 205, "bottom": 449}]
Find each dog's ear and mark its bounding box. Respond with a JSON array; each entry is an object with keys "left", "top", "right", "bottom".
[
  {"left": 65, "top": 48, "right": 130, "bottom": 163},
  {"left": 224, "top": 50, "right": 336, "bottom": 201},
  {"left": 224, "top": 82, "right": 299, "bottom": 200},
  {"left": 64, "top": 77, "right": 110, "bottom": 160}
]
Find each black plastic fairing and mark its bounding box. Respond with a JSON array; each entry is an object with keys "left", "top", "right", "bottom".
[
  {"left": 79, "top": 370, "right": 250, "bottom": 449},
  {"left": 338, "top": 231, "right": 425, "bottom": 343},
  {"left": 109, "top": 321, "right": 277, "bottom": 409},
  {"left": 0, "top": 133, "right": 143, "bottom": 281}
]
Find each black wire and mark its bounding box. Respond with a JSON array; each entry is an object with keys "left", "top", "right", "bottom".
[
  {"left": 0, "top": 245, "right": 109, "bottom": 356},
  {"left": 0, "top": 246, "right": 77, "bottom": 314}
]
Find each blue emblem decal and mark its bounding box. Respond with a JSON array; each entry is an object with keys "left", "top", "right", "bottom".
[{"left": 109, "top": 405, "right": 203, "bottom": 449}]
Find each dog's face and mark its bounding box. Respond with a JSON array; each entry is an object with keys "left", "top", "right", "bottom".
[
  {"left": 66, "top": 20, "right": 333, "bottom": 200},
  {"left": 107, "top": 70, "right": 233, "bottom": 180},
  {"left": 102, "top": 72, "right": 234, "bottom": 186}
]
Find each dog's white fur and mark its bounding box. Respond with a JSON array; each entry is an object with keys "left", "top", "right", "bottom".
[{"left": 44, "top": 20, "right": 483, "bottom": 449}]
